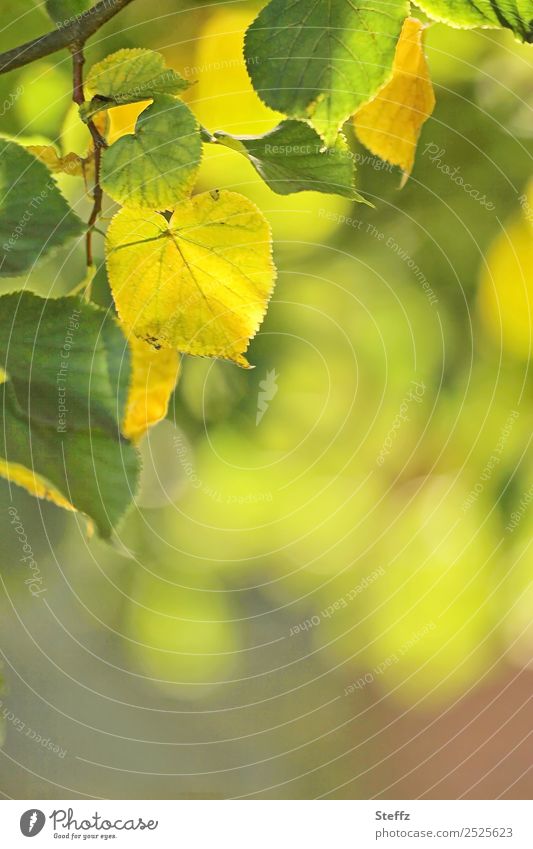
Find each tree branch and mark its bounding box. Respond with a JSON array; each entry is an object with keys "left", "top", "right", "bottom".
[
  {"left": 71, "top": 44, "right": 106, "bottom": 269},
  {"left": 0, "top": 0, "right": 138, "bottom": 76}
]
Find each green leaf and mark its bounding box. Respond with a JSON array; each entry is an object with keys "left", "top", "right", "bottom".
[
  {"left": 100, "top": 95, "right": 202, "bottom": 209},
  {"left": 414, "top": 0, "right": 533, "bottom": 42},
  {"left": 0, "top": 292, "right": 139, "bottom": 538},
  {"left": 214, "top": 120, "right": 367, "bottom": 201},
  {"left": 0, "top": 139, "right": 85, "bottom": 277},
  {"left": 244, "top": 0, "right": 409, "bottom": 143},
  {"left": 45, "top": 0, "right": 91, "bottom": 26},
  {"left": 81, "top": 48, "right": 189, "bottom": 121}
]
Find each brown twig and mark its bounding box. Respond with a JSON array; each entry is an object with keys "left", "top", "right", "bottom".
[
  {"left": 71, "top": 43, "right": 106, "bottom": 269},
  {"left": 0, "top": 0, "right": 138, "bottom": 76}
]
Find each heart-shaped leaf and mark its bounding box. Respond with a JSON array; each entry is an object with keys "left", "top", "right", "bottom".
[
  {"left": 106, "top": 190, "right": 275, "bottom": 367},
  {"left": 100, "top": 95, "right": 202, "bottom": 209},
  {"left": 245, "top": 0, "right": 409, "bottom": 143}
]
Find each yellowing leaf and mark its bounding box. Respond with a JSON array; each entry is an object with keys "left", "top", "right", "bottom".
[
  {"left": 478, "top": 182, "right": 533, "bottom": 360},
  {"left": 354, "top": 18, "right": 435, "bottom": 184},
  {"left": 107, "top": 101, "right": 149, "bottom": 144},
  {"left": 123, "top": 335, "right": 181, "bottom": 442},
  {"left": 0, "top": 458, "right": 75, "bottom": 512},
  {"left": 106, "top": 190, "right": 275, "bottom": 367},
  {"left": 26, "top": 145, "right": 85, "bottom": 177},
  {"left": 83, "top": 48, "right": 189, "bottom": 120}
]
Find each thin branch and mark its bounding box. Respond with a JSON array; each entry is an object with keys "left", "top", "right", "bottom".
[
  {"left": 71, "top": 43, "right": 106, "bottom": 269},
  {"left": 0, "top": 0, "right": 138, "bottom": 76}
]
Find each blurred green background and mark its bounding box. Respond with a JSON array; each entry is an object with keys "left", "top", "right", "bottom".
[{"left": 0, "top": 0, "right": 531, "bottom": 799}]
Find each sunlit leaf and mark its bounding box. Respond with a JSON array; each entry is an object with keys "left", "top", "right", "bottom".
[
  {"left": 123, "top": 335, "right": 181, "bottom": 442},
  {"left": 101, "top": 95, "right": 202, "bottom": 209},
  {"left": 0, "top": 293, "right": 139, "bottom": 537},
  {"left": 214, "top": 120, "right": 368, "bottom": 200},
  {"left": 0, "top": 139, "right": 84, "bottom": 277},
  {"left": 82, "top": 48, "right": 189, "bottom": 121},
  {"left": 414, "top": 0, "right": 533, "bottom": 42},
  {"left": 354, "top": 18, "right": 435, "bottom": 185},
  {"left": 244, "top": 0, "right": 409, "bottom": 143},
  {"left": 106, "top": 190, "right": 275, "bottom": 367}
]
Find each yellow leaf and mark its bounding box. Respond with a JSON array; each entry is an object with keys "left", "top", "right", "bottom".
[
  {"left": 27, "top": 144, "right": 85, "bottom": 177},
  {"left": 123, "top": 335, "right": 181, "bottom": 442},
  {"left": 0, "top": 458, "right": 75, "bottom": 512},
  {"left": 105, "top": 190, "right": 275, "bottom": 368},
  {"left": 478, "top": 181, "right": 533, "bottom": 360},
  {"left": 107, "top": 101, "right": 149, "bottom": 144},
  {"left": 354, "top": 18, "right": 435, "bottom": 184}
]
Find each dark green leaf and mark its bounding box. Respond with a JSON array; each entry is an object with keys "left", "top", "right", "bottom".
[
  {"left": 0, "top": 139, "right": 85, "bottom": 278},
  {"left": 0, "top": 292, "right": 139, "bottom": 538},
  {"left": 244, "top": 0, "right": 409, "bottom": 143},
  {"left": 214, "top": 120, "right": 368, "bottom": 201}
]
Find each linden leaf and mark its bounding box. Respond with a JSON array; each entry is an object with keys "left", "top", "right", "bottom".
[
  {"left": 244, "top": 0, "right": 409, "bottom": 144},
  {"left": 105, "top": 190, "right": 275, "bottom": 367},
  {"left": 26, "top": 144, "right": 85, "bottom": 178},
  {"left": 0, "top": 139, "right": 85, "bottom": 278},
  {"left": 123, "top": 335, "right": 181, "bottom": 442},
  {"left": 354, "top": 18, "right": 436, "bottom": 185},
  {"left": 478, "top": 181, "right": 533, "bottom": 360},
  {"left": 0, "top": 292, "right": 139, "bottom": 537},
  {"left": 213, "top": 120, "right": 368, "bottom": 201},
  {"left": 100, "top": 95, "right": 202, "bottom": 209},
  {"left": 82, "top": 48, "right": 189, "bottom": 121},
  {"left": 414, "top": 0, "right": 533, "bottom": 42}
]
